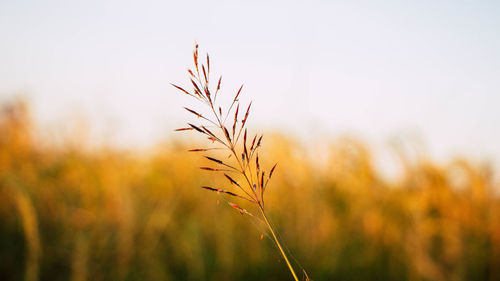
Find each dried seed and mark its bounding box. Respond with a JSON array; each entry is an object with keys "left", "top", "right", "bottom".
[
  {"left": 241, "top": 102, "right": 252, "bottom": 129},
  {"left": 243, "top": 129, "right": 249, "bottom": 161},
  {"left": 232, "top": 104, "right": 239, "bottom": 138},
  {"left": 200, "top": 166, "right": 231, "bottom": 172},
  {"left": 250, "top": 135, "right": 257, "bottom": 151},
  {"left": 256, "top": 135, "right": 263, "bottom": 149},
  {"left": 189, "top": 148, "right": 222, "bottom": 152},
  {"left": 206, "top": 54, "right": 210, "bottom": 75},
  {"left": 200, "top": 167, "right": 216, "bottom": 171},
  {"left": 171, "top": 84, "right": 194, "bottom": 97},
  {"left": 202, "top": 65, "right": 208, "bottom": 84},
  {"left": 201, "top": 186, "right": 238, "bottom": 197},
  {"left": 201, "top": 126, "right": 216, "bottom": 138},
  {"left": 205, "top": 156, "right": 223, "bottom": 164},
  {"left": 223, "top": 126, "right": 231, "bottom": 143},
  {"left": 193, "top": 43, "right": 199, "bottom": 73},
  {"left": 265, "top": 163, "right": 278, "bottom": 190},
  {"left": 256, "top": 153, "right": 260, "bottom": 174},
  {"left": 217, "top": 76, "right": 222, "bottom": 91},
  {"left": 191, "top": 79, "right": 202, "bottom": 96},
  {"left": 244, "top": 128, "right": 247, "bottom": 146},
  {"left": 188, "top": 123, "right": 205, "bottom": 133},
  {"left": 244, "top": 145, "right": 249, "bottom": 164},
  {"left": 228, "top": 202, "right": 253, "bottom": 216},
  {"left": 234, "top": 85, "right": 244, "bottom": 102},
  {"left": 184, "top": 107, "right": 201, "bottom": 117},
  {"left": 205, "top": 86, "right": 212, "bottom": 104},
  {"left": 224, "top": 174, "right": 241, "bottom": 187},
  {"left": 269, "top": 163, "right": 277, "bottom": 178}
]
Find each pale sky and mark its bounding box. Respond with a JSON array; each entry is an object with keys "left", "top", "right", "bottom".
[{"left": 1, "top": 0, "right": 499, "bottom": 168}]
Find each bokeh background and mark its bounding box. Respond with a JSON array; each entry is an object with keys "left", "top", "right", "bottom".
[{"left": 1, "top": 1, "right": 500, "bottom": 280}]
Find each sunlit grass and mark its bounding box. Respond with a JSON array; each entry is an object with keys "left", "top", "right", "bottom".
[{"left": 0, "top": 100, "right": 499, "bottom": 281}]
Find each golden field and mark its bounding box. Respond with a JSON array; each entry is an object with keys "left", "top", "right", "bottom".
[{"left": 1, "top": 100, "right": 499, "bottom": 281}]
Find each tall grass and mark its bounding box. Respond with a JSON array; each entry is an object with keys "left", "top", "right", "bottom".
[
  {"left": 0, "top": 99, "right": 499, "bottom": 281},
  {"left": 172, "top": 44, "right": 304, "bottom": 280}
]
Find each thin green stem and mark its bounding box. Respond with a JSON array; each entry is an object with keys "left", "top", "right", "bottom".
[
  {"left": 259, "top": 207, "right": 299, "bottom": 281},
  {"left": 186, "top": 46, "right": 302, "bottom": 280}
]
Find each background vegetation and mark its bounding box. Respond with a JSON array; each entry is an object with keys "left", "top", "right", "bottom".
[{"left": 1, "top": 100, "right": 499, "bottom": 281}]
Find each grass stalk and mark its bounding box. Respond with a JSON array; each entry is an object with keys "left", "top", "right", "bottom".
[
  {"left": 259, "top": 207, "right": 299, "bottom": 281},
  {"left": 173, "top": 43, "right": 307, "bottom": 280}
]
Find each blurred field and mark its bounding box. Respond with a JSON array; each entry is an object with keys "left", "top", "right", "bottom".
[{"left": 1, "top": 100, "right": 499, "bottom": 281}]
